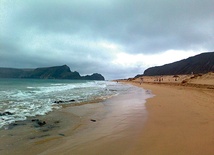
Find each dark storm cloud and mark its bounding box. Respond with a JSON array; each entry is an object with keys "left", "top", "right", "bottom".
[{"left": 0, "top": 0, "right": 213, "bottom": 79}]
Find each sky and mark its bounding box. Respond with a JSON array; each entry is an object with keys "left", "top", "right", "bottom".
[{"left": 0, "top": 0, "right": 213, "bottom": 79}]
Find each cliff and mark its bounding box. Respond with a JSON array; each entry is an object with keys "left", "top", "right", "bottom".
[
  {"left": 142, "top": 52, "right": 214, "bottom": 76},
  {"left": 0, "top": 65, "right": 105, "bottom": 80}
]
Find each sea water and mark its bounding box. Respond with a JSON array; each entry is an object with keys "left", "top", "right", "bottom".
[{"left": 0, "top": 79, "right": 135, "bottom": 129}]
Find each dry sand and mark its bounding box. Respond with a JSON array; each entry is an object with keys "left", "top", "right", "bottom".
[
  {"left": 127, "top": 82, "right": 214, "bottom": 155},
  {"left": 122, "top": 72, "right": 214, "bottom": 155}
]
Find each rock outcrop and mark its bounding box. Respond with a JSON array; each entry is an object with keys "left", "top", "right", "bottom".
[{"left": 82, "top": 73, "right": 105, "bottom": 80}]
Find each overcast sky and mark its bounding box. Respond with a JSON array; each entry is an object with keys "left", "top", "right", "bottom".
[{"left": 0, "top": 0, "right": 213, "bottom": 79}]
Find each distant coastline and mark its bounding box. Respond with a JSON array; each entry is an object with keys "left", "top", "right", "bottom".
[{"left": 0, "top": 65, "right": 105, "bottom": 80}]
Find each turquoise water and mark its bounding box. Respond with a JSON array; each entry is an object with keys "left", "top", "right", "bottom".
[{"left": 0, "top": 79, "right": 125, "bottom": 128}]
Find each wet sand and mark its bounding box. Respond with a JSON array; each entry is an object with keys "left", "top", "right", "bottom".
[
  {"left": 0, "top": 101, "right": 108, "bottom": 155},
  {"left": 41, "top": 86, "right": 150, "bottom": 155},
  {"left": 0, "top": 85, "right": 151, "bottom": 155}
]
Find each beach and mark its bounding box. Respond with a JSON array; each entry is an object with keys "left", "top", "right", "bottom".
[
  {"left": 126, "top": 81, "right": 214, "bottom": 155},
  {"left": 1, "top": 74, "right": 214, "bottom": 155},
  {"left": 67, "top": 79, "right": 214, "bottom": 155},
  {"left": 0, "top": 82, "right": 152, "bottom": 155}
]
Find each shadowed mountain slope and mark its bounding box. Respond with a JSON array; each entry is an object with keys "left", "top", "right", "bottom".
[{"left": 142, "top": 52, "right": 214, "bottom": 76}]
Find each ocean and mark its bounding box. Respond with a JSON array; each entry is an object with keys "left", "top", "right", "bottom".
[{"left": 0, "top": 79, "right": 135, "bottom": 129}]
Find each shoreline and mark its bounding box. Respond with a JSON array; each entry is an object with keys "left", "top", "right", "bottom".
[
  {"left": 40, "top": 85, "right": 151, "bottom": 155},
  {"left": 1, "top": 78, "right": 213, "bottom": 154},
  {"left": 0, "top": 84, "right": 151, "bottom": 155},
  {"left": 0, "top": 99, "right": 110, "bottom": 154}
]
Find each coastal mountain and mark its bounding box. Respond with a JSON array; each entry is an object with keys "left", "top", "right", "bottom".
[
  {"left": 139, "top": 52, "right": 214, "bottom": 76},
  {"left": 0, "top": 65, "right": 105, "bottom": 80}
]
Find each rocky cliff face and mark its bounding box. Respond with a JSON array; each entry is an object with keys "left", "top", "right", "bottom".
[
  {"left": 0, "top": 65, "right": 105, "bottom": 80},
  {"left": 143, "top": 52, "right": 214, "bottom": 76},
  {"left": 27, "top": 65, "right": 81, "bottom": 79}
]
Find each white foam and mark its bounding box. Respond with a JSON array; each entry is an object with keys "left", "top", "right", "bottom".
[
  {"left": 0, "top": 80, "right": 121, "bottom": 129},
  {"left": 27, "top": 86, "right": 35, "bottom": 89}
]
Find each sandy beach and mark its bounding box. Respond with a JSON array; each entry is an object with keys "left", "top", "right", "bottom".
[
  {"left": 66, "top": 77, "right": 214, "bottom": 155},
  {"left": 1, "top": 73, "right": 214, "bottom": 155},
  {"left": 126, "top": 81, "right": 214, "bottom": 155},
  {"left": 122, "top": 72, "right": 214, "bottom": 154}
]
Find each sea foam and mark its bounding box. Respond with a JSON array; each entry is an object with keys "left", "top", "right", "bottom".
[{"left": 0, "top": 79, "right": 125, "bottom": 129}]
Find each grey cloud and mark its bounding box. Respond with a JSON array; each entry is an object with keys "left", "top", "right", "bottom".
[
  {"left": 0, "top": 0, "right": 213, "bottom": 79},
  {"left": 3, "top": 0, "right": 214, "bottom": 52}
]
